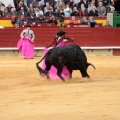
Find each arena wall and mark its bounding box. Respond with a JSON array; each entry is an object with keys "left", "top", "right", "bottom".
[{"left": 0, "top": 28, "right": 120, "bottom": 56}]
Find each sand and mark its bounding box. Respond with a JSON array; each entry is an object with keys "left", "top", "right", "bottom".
[{"left": 0, "top": 56, "right": 120, "bottom": 120}]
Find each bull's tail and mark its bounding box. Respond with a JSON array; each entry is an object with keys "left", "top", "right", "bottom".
[
  {"left": 87, "top": 63, "right": 96, "bottom": 70},
  {"left": 36, "top": 55, "right": 47, "bottom": 75}
]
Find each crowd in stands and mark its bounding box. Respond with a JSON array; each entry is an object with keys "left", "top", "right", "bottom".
[{"left": 0, "top": 0, "right": 116, "bottom": 27}]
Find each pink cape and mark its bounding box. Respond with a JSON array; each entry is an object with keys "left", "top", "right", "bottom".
[
  {"left": 17, "top": 35, "right": 34, "bottom": 59},
  {"left": 42, "top": 41, "right": 70, "bottom": 80}
]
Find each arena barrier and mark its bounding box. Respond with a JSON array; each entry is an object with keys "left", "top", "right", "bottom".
[{"left": 0, "top": 28, "right": 120, "bottom": 56}]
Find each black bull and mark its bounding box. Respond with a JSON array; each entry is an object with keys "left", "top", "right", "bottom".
[{"left": 36, "top": 44, "right": 95, "bottom": 81}]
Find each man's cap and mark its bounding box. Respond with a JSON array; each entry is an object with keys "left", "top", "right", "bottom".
[{"left": 57, "top": 31, "right": 66, "bottom": 36}]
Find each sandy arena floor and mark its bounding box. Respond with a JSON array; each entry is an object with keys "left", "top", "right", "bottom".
[{"left": 0, "top": 56, "right": 120, "bottom": 120}]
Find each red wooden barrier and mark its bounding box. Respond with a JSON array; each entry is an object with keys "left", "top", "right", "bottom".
[{"left": 0, "top": 28, "right": 120, "bottom": 48}]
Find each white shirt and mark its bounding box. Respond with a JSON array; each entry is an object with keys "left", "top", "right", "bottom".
[{"left": 35, "top": 10, "right": 44, "bottom": 17}]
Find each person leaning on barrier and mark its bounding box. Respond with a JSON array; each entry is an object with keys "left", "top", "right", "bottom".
[
  {"left": 103, "top": 20, "right": 112, "bottom": 28},
  {"left": 69, "top": 15, "right": 79, "bottom": 24},
  {"left": 27, "top": 14, "right": 36, "bottom": 25},
  {"left": 80, "top": 16, "right": 88, "bottom": 24},
  {"left": 46, "top": 15, "right": 58, "bottom": 24},
  {"left": 36, "top": 14, "right": 46, "bottom": 23},
  {"left": 88, "top": 16, "right": 96, "bottom": 28}
]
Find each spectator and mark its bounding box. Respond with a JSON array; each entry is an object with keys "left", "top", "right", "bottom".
[
  {"left": 58, "top": 9, "right": 65, "bottom": 25},
  {"left": 80, "top": 16, "right": 88, "bottom": 24},
  {"left": 23, "top": 0, "right": 30, "bottom": 7},
  {"left": 79, "top": 6, "right": 88, "bottom": 17},
  {"left": 78, "top": 0, "right": 88, "bottom": 10},
  {"left": 102, "top": 0, "right": 109, "bottom": 7},
  {"left": 29, "top": 0, "right": 34, "bottom": 4},
  {"left": 91, "top": 0, "right": 98, "bottom": 7},
  {"left": 0, "top": 7, "right": 4, "bottom": 17},
  {"left": 109, "top": 5, "right": 115, "bottom": 13},
  {"left": 0, "top": 1, "right": 5, "bottom": 12},
  {"left": 88, "top": 5, "right": 98, "bottom": 16},
  {"left": 17, "top": 1, "right": 27, "bottom": 12},
  {"left": 14, "top": 16, "right": 21, "bottom": 28},
  {"left": 112, "top": 0, "right": 120, "bottom": 11},
  {"left": 10, "top": 8, "right": 17, "bottom": 26},
  {"left": 44, "top": 2, "right": 53, "bottom": 16},
  {"left": 97, "top": 1, "right": 106, "bottom": 16},
  {"left": 79, "top": 3, "right": 87, "bottom": 12},
  {"left": 46, "top": 15, "right": 58, "bottom": 24},
  {"left": 88, "top": 1, "right": 96, "bottom": 13},
  {"left": 35, "top": 7, "right": 44, "bottom": 17},
  {"left": 103, "top": 20, "right": 112, "bottom": 28},
  {"left": 32, "top": 0, "right": 38, "bottom": 8},
  {"left": 59, "top": 22, "right": 66, "bottom": 28},
  {"left": 38, "top": 1, "right": 44, "bottom": 13},
  {"left": 71, "top": 6, "right": 79, "bottom": 17},
  {"left": 18, "top": 14, "right": 27, "bottom": 25},
  {"left": 4, "top": 8, "right": 10, "bottom": 17},
  {"left": 27, "top": 7, "right": 36, "bottom": 16},
  {"left": 13, "top": 0, "right": 21, "bottom": 10},
  {"left": 56, "top": 0, "right": 65, "bottom": 12},
  {"left": 10, "top": 8, "right": 17, "bottom": 17},
  {"left": 64, "top": 0, "right": 70, "bottom": 5},
  {"left": 44, "top": 0, "right": 54, "bottom": 8},
  {"left": 52, "top": 0, "right": 58, "bottom": 11},
  {"left": 69, "top": 15, "right": 79, "bottom": 24},
  {"left": 28, "top": 3, "right": 34, "bottom": 11},
  {"left": 36, "top": 14, "right": 46, "bottom": 23},
  {"left": 64, "top": 4, "right": 72, "bottom": 17},
  {"left": 27, "top": 14, "right": 36, "bottom": 25},
  {"left": 88, "top": 16, "right": 96, "bottom": 27},
  {"left": 74, "top": 0, "right": 80, "bottom": 7},
  {"left": 17, "top": 7, "right": 28, "bottom": 16},
  {"left": 57, "top": 9, "right": 65, "bottom": 24},
  {"left": 68, "top": 0, "right": 76, "bottom": 9},
  {"left": 5, "top": 4, "right": 13, "bottom": 13}
]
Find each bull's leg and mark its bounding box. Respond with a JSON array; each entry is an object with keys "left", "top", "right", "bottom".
[
  {"left": 79, "top": 67, "right": 90, "bottom": 78},
  {"left": 44, "top": 62, "right": 52, "bottom": 79},
  {"left": 56, "top": 68, "right": 65, "bottom": 81},
  {"left": 53, "top": 64, "right": 65, "bottom": 81},
  {"left": 77, "top": 63, "right": 90, "bottom": 78},
  {"left": 66, "top": 66, "right": 73, "bottom": 79}
]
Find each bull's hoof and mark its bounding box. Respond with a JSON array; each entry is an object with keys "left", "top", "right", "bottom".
[
  {"left": 87, "top": 76, "right": 90, "bottom": 78},
  {"left": 82, "top": 75, "right": 90, "bottom": 78},
  {"left": 61, "top": 79, "right": 65, "bottom": 82}
]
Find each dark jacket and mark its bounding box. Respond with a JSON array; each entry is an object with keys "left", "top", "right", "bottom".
[{"left": 88, "top": 10, "right": 98, "bottom": 16}]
